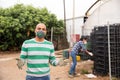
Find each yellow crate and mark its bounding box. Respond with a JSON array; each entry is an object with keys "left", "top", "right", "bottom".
[{"left": 69, "top": 55, "right": 81, "bottom": 62}]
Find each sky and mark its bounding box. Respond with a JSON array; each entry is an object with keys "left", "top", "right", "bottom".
[{"left": 0, "top": 0, "right": 96, "bottom": 20}]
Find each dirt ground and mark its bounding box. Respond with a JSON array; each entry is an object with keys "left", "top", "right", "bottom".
[{"left": 0, "top": 51, "right": 109, "bottom": 80}]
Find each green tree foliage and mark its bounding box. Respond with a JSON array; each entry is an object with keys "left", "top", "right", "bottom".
[{"left": 0, "top": 4, "right": 64, "bottom": 51}]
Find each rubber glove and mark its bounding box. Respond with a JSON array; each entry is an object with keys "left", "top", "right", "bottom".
[
  {"left": 88, "top": 52, "right": 93, "bottom": 56},
  {"left": 58, "top": 58, "right": 67, "bottom": 66},
  {"left": 16, "top": 58, "right": 25, "bottom": 70}
]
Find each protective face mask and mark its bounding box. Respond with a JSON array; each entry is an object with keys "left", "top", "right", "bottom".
[{"left": 36, "top": 30, "right": 46, "bottom": 38}]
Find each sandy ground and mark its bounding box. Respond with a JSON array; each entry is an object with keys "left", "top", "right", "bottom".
[{"left": 0, "top": 51, "right": 109, "bottom": 80}]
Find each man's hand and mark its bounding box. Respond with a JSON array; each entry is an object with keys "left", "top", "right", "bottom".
[
  {"left": 16, "top": 58, "right": 25, "bottom": 70},
  {"left": 88, "top": 52, "right": 93, "bottom": 56},
  {"left": 58, "top": 59, "right": 67, "bottom": 66}
]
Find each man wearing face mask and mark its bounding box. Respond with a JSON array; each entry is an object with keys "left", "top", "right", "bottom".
[
  {"left": 68, "top": 36, "right": 93, "bottom": 78},
  {"left": 17, "top": 23, "right": 64, "bottom": 80}
]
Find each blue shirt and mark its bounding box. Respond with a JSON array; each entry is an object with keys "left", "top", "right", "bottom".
[{"left": 71, "top": 41, "right": 86, "bottom": 54}]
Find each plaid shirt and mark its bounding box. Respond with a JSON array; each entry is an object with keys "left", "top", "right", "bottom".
[{"left": 71, "top": 41, "right": 86, "bottom": 54}]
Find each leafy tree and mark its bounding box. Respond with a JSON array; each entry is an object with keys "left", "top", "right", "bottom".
[{"left": 0, "top": 4, "right": 66, "bottom": 51}]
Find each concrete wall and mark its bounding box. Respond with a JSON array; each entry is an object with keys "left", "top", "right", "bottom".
[{"left": 66, "top": 17, "right": 84, "bottom": 42}]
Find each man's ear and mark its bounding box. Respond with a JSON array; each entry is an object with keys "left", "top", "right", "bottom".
[
  {"left": 34, "top": 29, "right": 37, "bottom": 33},
  {"left": 45, "top": 30, "right": 47, "bottom": 34}
]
